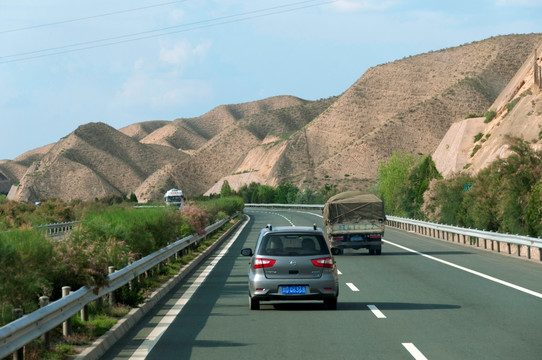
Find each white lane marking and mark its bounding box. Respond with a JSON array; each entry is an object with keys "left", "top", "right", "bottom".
[
  {"left": 128, "top": 220, "right": 249, "bottom": 360},
  {"left": 295, "top": 210, "right": 323, "bottom": 218},
  {"left": 269, "top": 212, "right": 295, "bottom": 226},
  {"left": 337, "top": 269, "right": 342, "bottom": 275},
  {"left": 367, "top": 304, "right": 386, "bottom": 318},
  {"left": 402, "top": 343, "right": 428, "bottom": 360},
  {"left": 346, "top": 282, "right": 359, "bottom": 291},
  {"left": 251, "top": 210, "right": 296, "bottom": 226},
  {"left": 383, "top": 239, "right": 542, "bottom": 299}
]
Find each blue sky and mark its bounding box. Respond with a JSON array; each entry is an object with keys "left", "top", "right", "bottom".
[{"left": 1, "top": 0, "right": 541, "bottom": 160}]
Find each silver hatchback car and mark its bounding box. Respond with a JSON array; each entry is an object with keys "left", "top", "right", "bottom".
[{"left": 241, "top": 224, "right": 340, "bottom": 310}]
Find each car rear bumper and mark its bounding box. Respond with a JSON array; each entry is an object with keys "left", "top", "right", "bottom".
[{"left": 249, "top": 274, "right": 338, "bottom": 300}]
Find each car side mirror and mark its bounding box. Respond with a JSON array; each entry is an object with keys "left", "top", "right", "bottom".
[
  {"left": 331, "top": 248, "right": 341, "bottom": 256},
  {"left": 241, "top": 248, "right": 253, "bottom": 257}
]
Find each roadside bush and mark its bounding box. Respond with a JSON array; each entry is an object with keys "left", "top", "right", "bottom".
[
  {"left": 0, "top": 230, "right": 54, "bottom": 313},
  {"left": 197, "top": 196, "right": 243, "bottom": 223},
  {"left": 431, "top": 174, "right": 474, "bottom": 226},
  {"left": 81, "top": 206, "right": 183, "bottom": 258},
  {"left": 180, "top": 202, "right": 209, "bottom": 236},
  {"left": 377, "top": 151, "right": 418, "bottom": 216},
  {"left": 526, "top": 180, "right": 542, "bottom": 237},
  {"left": 402, "top": 155, "right": 442, "bottom": 219},
  {"left": 51, "top": 232, "right": 111, "bottom": 300},
  {"left": 425, "top": 137, "right": 542, "bottom": 237}
]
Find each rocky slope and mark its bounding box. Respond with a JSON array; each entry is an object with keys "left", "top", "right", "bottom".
[{"left": 434, "top": 39, "right": 542, "bottom": 178}]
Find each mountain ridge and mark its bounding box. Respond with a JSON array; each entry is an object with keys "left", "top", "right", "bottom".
[{"left": 2, "top": 33, "right": 541, "bottom": 203}]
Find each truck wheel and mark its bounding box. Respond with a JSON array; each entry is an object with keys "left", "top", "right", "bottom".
[
  {"left": 375, "top": 246, "right": 382, "bottom": 255},
  {"left": 369, "top": 249, "right": 375, "bottom": 255},
  {"left": 250, "top": 296, "right": 260, "bottom": 310}
]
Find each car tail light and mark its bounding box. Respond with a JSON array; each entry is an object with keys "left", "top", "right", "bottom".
[
  {"left": 331, "top": 236, "right": 344, "bottom": 242},
  {"left": 369, "top": 234, "right": 381, "bottom": 239},
  {"left": 311, "top": 257, "right": 334, "bottom": 268},
  {"left": 254, "top": 258, "right": 276, "bottom": 269}
]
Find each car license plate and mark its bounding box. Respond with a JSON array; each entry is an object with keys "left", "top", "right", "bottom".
[
  {"left": 351, "top": 236, "right": 363, "bottom": 241},
  {"left": 282, "top": 286, "right": 306, "bottom": 294}
]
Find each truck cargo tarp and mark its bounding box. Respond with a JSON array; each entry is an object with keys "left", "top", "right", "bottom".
[{"left": 323, "top": 191, "right": 385, "bottom": 225}]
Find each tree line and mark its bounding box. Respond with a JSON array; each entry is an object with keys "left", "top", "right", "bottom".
[{"left": 377, "top": 137, "right": 541, "bottom": 238}]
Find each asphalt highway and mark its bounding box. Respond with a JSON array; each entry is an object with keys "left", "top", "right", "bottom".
[{"left": 100, "top": 208, "right": 542, "bottom": 359}]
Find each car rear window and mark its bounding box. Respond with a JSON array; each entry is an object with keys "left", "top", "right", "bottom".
[{"left": 257, "top": 234, "right": 329, "bottom": 256}]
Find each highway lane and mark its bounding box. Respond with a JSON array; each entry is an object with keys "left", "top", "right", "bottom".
[{"left": 100, "top": 208, "right": 542, "bottom": 359}]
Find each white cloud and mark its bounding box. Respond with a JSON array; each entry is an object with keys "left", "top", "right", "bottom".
[
  {"left": 159, "top": 40, "right": 212, "bottom": 67},
  {"left": 117, "top": 67, "right": 212, "bottom": 110},
  {"left": 167, "top": 8, "right": 186, "bottom": 24}
]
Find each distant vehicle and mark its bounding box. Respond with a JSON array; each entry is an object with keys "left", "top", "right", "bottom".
[
  {"left": 323, "top": 191, "right": 386, "bottom": 255},
  {"left": 164, "top": 188, "right": 185, "bottom": 208},
  {"left": 240, "top": 224, "right": 340, "bottom": 310}
]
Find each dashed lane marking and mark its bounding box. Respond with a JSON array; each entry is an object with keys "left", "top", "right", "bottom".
[
  {"left": 367, "top": 304, "right": 386, "bottom": 318},
  {"left": 402, "top": 343, "right": 428, "bottom": 360},
  {"left": 346, "top": 282, "right": 359, "bottom": 291}
]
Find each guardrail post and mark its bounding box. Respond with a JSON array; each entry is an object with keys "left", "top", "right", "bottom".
[
  {"left": 39, "top": 296, "right": 51, "bottom": 348},
  {"left": 62, "top": 287, "right": 71, "bottom": 337},
  {"left": 108, "top": 266, "right": 116, "bottom": 307},
  {"left": 80, "top": 303, "right": 89, "bottom": 322},
  {"left": 12, "top": 308, "right": 24, "bottom": 360}
]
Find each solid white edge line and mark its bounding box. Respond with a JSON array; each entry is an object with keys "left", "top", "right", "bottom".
[
  {"left": 128, "top": 220, "right": 249, "bottom": 360},
  {"left": 367, "top": 304, "right": 386, "bottom": 318},
  {"left": 402, "top": 343, "right": 428, "bottom": 360},
  {"left": 383, "top": 239, "right": 542, "bottom": 299},
  {"left": 346, "top": 282, "right": 359, "bottom": 291}
]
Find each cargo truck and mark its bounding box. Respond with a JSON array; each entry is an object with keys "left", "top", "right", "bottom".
[{"left": 323, "top": 191, "right": 386, "bottom": 255}]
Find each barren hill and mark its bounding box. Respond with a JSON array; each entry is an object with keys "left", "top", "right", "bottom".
[
  {"left": 434, "top": 38, "right": 542, "bottom": 177},
  {"left": 276, "top": 34, "right": 542, "bottom": 192},
  {"left": 3, "top": 34, "right": 542, "bottom": 203},
  {"left": 7, "top": 123, "right": 187, "bottom": 202}
]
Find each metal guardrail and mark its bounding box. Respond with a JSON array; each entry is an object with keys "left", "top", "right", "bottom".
[
  {"left": 244, "top": 203, "right": 542, "bottom": 258},
  {"left": 36, "top": 221, "right": 81, "bottom": 237},
  {"left": 0, "top": 214, "right": 237, "bottom": 359},
  {"left": 386, "top": 215, "right": 542, "bottom": 248}
]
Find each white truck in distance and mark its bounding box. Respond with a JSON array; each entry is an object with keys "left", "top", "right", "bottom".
[{"left": 164, "top": 188, "right": 185, "bottom": 209}]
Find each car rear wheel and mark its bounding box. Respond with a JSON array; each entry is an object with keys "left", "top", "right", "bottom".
[{"left": 249, "top": 296, "right": 260, "bottom": 310}]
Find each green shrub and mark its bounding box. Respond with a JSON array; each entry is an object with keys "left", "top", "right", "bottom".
[
  {"left": 197, "top": 196, "right": 243, "bottom": 223},
  {"left": 506, "top": 98, "right": 520, "bottom": 113},
  {"left": 377, "top": 151, "right": 418, "bottom": 217},
  {"left": 484, "top": 110, "right": 497, "bottom": 123},
  {"left": 471, "top": 144, "right": 482, "bottom": 157},
  {"left": 474, "top": 133, "right": 483, "bottom": 142},
  {"left": 426, "top": 137, "right": 542, "bottom": 236},
  {"left": 0, "top": 229, "right": 54, "bottom": 312}
]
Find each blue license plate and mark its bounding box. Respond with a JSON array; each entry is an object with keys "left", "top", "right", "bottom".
[
  {"left": 282, "top": 286, "right": 306, "bottom": 294},
  {"left": 351, "top": 236, "right": 363, "bottom": 241}
]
